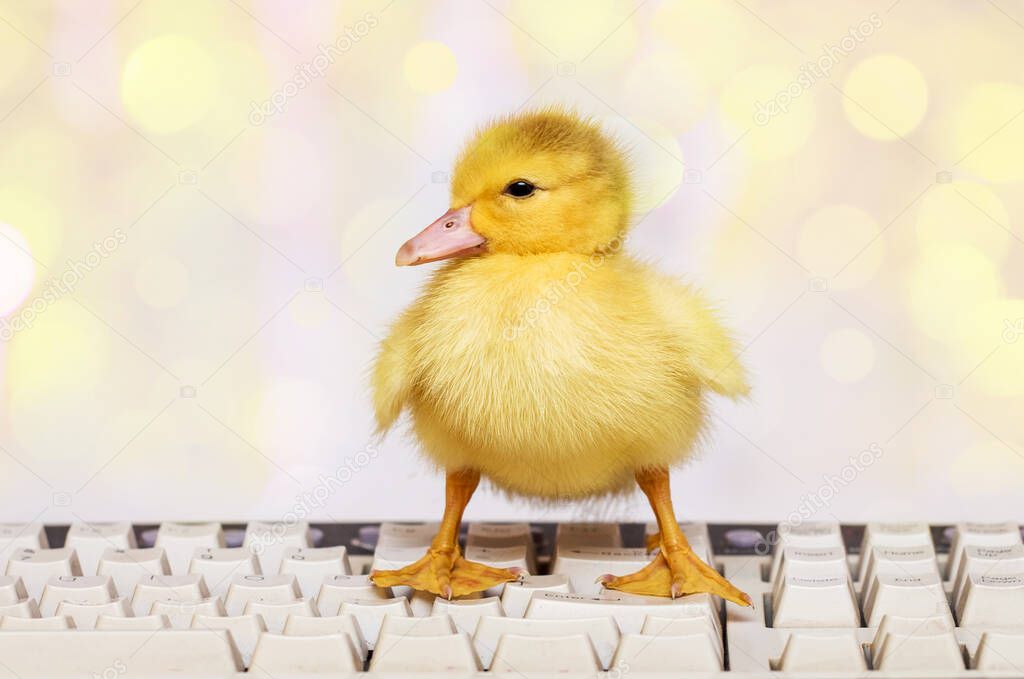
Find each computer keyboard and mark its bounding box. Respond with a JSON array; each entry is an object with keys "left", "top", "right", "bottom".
[{"left": 0, "top": 521, "right": 1021, "bottom": 677}]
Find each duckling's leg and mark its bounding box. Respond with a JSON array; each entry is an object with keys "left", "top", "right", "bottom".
[
  {"left": 601, "top": 467, "right": 751, "bottom": 606},
  {"left": 369, "top": 469, "right": 521, "bottom": 598}
]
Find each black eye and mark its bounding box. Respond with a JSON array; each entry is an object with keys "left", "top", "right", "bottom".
[{"left": 504, "top": 180, "right": 536, "bottom": 198}]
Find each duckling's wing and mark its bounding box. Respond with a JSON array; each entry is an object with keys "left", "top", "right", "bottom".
[
  {"left": 645, "top": 271, "right": 750, "bottom": 399},
  {"left": 371, "top": 307, "right": 419, "bottom": 434}
]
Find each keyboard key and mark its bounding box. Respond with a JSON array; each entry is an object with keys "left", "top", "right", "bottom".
[
  {"left": 473, "top": 615, "right": 619, "bottom": 669},
  {"left": 39, "top": 574, "right": 116, "bottom": 616},
  {"left": 772, "top": 575, "right": 860, "bottom": 627},
  {"left": 192, "top": 613, "right": 266, "bottom": 667},
  {"left": 64, "top": 522, "right": 137, "bottom": 575},
  {"left": 861, "top": 545, "right": 941, "bottom": 602},
  {"left": 224, "top": 574, "right": 299, "bottom": 616},
  {"left": 957, "top": 572, "right": 1024, "bottom": 625},
  {"left": 492, "top": 633, "right": 599, "bottom": 672},
  {"left": 95, "top": 613, "right": 171, "bottom": 630},
  {"left": 863, "top": 572, "right": 953, "bottom": 627},
  {"left": 340, "top": 596, "right": 411, "bottom": 649},
  {"left": 0, "top": 599, "right": 40, "bottom": 618},
  {"left": 873, "top": 628, "right": 963, "bottom": 671},
  {"left": 857, "top": 521, "right": 932, "bottom": 580},
  {"left": 432, "top": 595, "right": 503, "bottom": 634},
  {"left": 552, "top": 547, "right": 650, "bottom": 595},
  {"left": 556, "top": 523, "right": 622, "bottom": 549},
  {"left": 644, "top": 522, "right": 713, "bottom": 561},
  {"left": 4, "top": 548, "right": 81, "bottom": 601},
  {"left": 0, "top": 615, "right": 74, "bottom": 630},
  {"left": 0, "top": 575, "right": 27, "bottom": 605},
  {"left": 0, "top": 524, "right": 48, "bottom": 573},
  {"left": 188, "top": 547, "right": 260, "bottom": 597},
  {"left": 55, "top": 597, "right": 131, "bottom": 629},
  {"left": 150, "top": 596, "right": 225, "bottom": 628},
  {"left": 869, "top": 613, "right": 954, "bottom": 661},
  {"left": 251, "top": 632, "right": 361, "bottom": 673},
  {"left": 973, "top": 631, "right": 1024, "bottom": 670},
  {"left": 317, "top": 574, "right": 392, "bottom": 615},
  {"left": 155, "top": 522, "right": 225, "bottom": 574},
  {"left": 642, "top": 614, "right": 722, "bottom": 663},
  {"left": 526, "top": 590, "right": 715, "bottom": 635},
  {"left": 279, "top": 546, "right": 351, "bottom": 598},
  {"left": 131, "top": 573, "right": 209, "bottom": 616},
  {"left": 775, "top": 631, "right": 867, "bottom": 672},
  {"left": 947, "top": 521, "right": 1023, "bottom": 579},
  {"left": 380, "top": 613, "right": 456, "bottom": 637},
  {"left": 96, "top": 547, "right": 170, "bottom": 597},
  {"left": 952, "top": 543, "right": 1024, "bottom": 602},
  {"left": 501, "top": 574, "right": 571, "bottom": 617},
  {"left": 771, "top": 546, "right": 850, "bottom": 602},
  {"left": 243, "top": 521, "right": 313, "bottom": 575},
  {"left": 371, "top": 632, "right": 481, "bottom": 672},
  {"left": 377, "top": 522, "right": 438, "bottom": 548},
  {"left": 613, "top": 632, "right": 722, "bottom": 671},
  {"left": 282, "top": 613, "right": 368, "bottom": 661},
  {"left": 466, "top": 522, "right": 534, "bottom": 581},
  {"left": 244, "top": 597, "right": 317, "bottom": 633},
  {"left": 768, "top": 521, "right": 843, "bottom": 583}
]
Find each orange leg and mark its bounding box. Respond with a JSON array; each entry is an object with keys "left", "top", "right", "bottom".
[
  {"left": 369, "top": 469, "right": 520, "bottom": 598},
  {"left": 602, "top": 467, "right": 751, "bottom": 606}
]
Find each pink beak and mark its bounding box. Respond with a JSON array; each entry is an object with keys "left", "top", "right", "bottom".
[{"left": 395, "top": 206, "right": 486, "bottom": 266}]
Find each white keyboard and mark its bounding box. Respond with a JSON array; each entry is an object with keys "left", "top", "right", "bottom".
[{"left": 0, "top": 520, "right": 1021, "bottom": 677}]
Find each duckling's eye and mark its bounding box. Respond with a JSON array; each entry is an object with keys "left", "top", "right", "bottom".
[{"left": 504, "top": 180, "right": 536, "bottom": 198}]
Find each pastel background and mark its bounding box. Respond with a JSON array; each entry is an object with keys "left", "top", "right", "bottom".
[{"left": 0, "top": 0, "right": 1021, "bottom": 525}]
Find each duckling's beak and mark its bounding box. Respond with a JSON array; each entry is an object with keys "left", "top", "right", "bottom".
[{"left": 396, "top": 206, "right": 486, "bottom": 266}]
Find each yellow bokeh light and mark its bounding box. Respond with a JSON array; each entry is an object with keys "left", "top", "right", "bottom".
[
  {"left": 720, "top": 65, "right": 816, "bottom": 160},
  {"left": 956, "top": 298, "right": 1024, "bottom": 396},
  {"left": 916, "top": 182, "right": 1010, "bottom": 261},
  {"left": 953, "top": 82, "right": 1024, "bottom": 182},
  {"left": 622, "top": 45, "right": 710, "bottom": 133},
  {"left": 135, "top": 254, "right": 189, "bottom": 309},
  {"left": 121, "top": 35, "right": 218, "bottom": 135},
  {"left": 950, "top": 439, "right": 1024, "bottom": 495},
  {"left": 0, "top": 224, "right": 37, "bottom": 317},
  {"left": 506, "top": 0, "right": 637, "bottom": 65},
  {"left": 0, "top": 186, "right": 61, "bottom": 265},
  {"left": 798, "top": 205, "right": 884, "bottom": 290},
  {"left": 820, "top": 327, "right": 875, "bottom": 383},
  {"left": 653, "top": 0, "right": 751, "bottom": 88},
  {"left": 599, "top": 115, "right": 684, "bottom": 212},
  {"left": 909, "top": 244, "right": 1002, "bottom": 343},
  {"left": 842, "top": 55, "right": 928, "bottom": 140},
  {"left": 403, "top": 41, "right": 457, "bottom": 94}
]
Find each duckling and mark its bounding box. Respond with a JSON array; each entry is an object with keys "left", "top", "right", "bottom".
[{"left": 370, "top": 108, "right": 751, "bottom": 606}]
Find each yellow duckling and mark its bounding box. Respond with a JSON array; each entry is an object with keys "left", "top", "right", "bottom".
[{"left": 370, "top": 108, "right": 751, "bottom": 606}]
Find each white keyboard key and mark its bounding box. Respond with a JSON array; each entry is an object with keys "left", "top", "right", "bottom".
[
  {"left": 279, "top": 546, "right": 350, "bottom": 598},
  {"left": 473, "top": 615, "right": 619, "bottom": 669},
  {"left": 614, "top": 632, "right": 722, "bottom": 671},
  {"left": 874, "top": 628, "right": 963, "bottom": 670},
  {"left": 96, "top": 547, "right": 170, "bottom": 597},
  {"left": 0, "top": 576, "right": 26, "bottom": 605},
  {"left": 96, "top": 613, "right": 171, "bottom": 630},
  {"left": 769, "top": 521, "right": 844, "bottom": 582},
  {"left": 39, "top": 574, "right": 116, "bottom": 616},
  {"left": 952, "top": 543, "right": 1024, "bottom": 603},
  {"left": 869, "top": 613, "right": 954, "bottom": 661},
  {"left": 283, "top": 613, "right": 368, "bottom": 660},
  {"left": 0, "top": 629, "right": 243, "bottom": 675},
  {"left": 244, "top": 597, "right": 317, "bottom": 633},
  {"left": 380, "top": 613, "right": 456, "bottom": 637},
  {"left": 467, "top": 522, "right": 533, "bottom": 549},
  {"left": 0, "top": 524, "right": 48, "bottom": 573},
  {"left": 553, "top": 547, "right": 649, "bottom": 595},
  {"left": 464, "top": 545, "right": 529, "bottom": 575},
  {"left": 858, "top": 521, "right": 932, "bottom": 580},
  {"left": 377, "top": 522, "right": 438, "bottom": 548},
  {"left": 192, "top": 613, "right": 266, "bottom": 667},
  {"left": 556, "top": 523, "right": 622, "bottom": 549},
  {"left": 771, "top": 546, "right": 850, "bottom": 601},
  {"left": 947, "top": 521, "right": 1023, "bottom": 579},
  {"left": 775, "top": 631, "right": 867, "bottom": 672},
  {"left": 861, "top": 544, "right": 941, "bottom": 601},
  {"left": 526, "top": 590, "right": 715, "bottom": 635},
  {"left": 243, "top": 521, "right": 312, "bottom": 575},
  {"left": 0, "top": 599, "right": 39, "bottom": 618},
  {"left": 55, "top": 597, "right": 131, "bottom": 629},
  {"left": 224, "top": 573, "right": 299, "bottom": 616},
  {"left": 864, "top": 572, "right": 952, "bottom": 627},
  {"left": 642, "top": 614, "right": 722, "bottom": 663},
  {"left": 4, "top": 548, "right": 81, "bottom": 601},
  {"left": 150, "top": 596, "right": 225, "bottom": 628},
  {"left": 251, "top": 632, "right": 361, "bottom": 673},
  {"left": 973, "top": 631, "right": 1024, "bottom": 670},
  {"left": 131, "top": 573, "right": 209, "bottom": 616},
  {"left": 316, "top": 574, "right": 392, "bottom": 615},
  {"left": 0, "top": 615, "right": 74, "bottom": 630},
  {"left": 371, "top": 631, "right": 481, "bottom": 672},
  {"left": 432, "top": 595, "right": 503, "bottom": 635},
  {"left": 340, "top": 596, "right": 411, "bottom": 649},
  {"left": 63, "top": 522, "right": 136, "bottom": 575},
  {"left": 957, "top": 572, "right": 1024, "bottom": 625},
  {"left": 188, "top": 547, "right": 260, "bottom": 597},
  {"left": 772, "top": 575, "right": 860, "bottom": 628},
  {"left": 492, "top": 633, "right": 598, "bottom": 673},
  {"left": 155, "top": 522, "right": 225, "bottom": 574},
  {"left": 501, "top": 574, "right": 571, "bottom": 618}
]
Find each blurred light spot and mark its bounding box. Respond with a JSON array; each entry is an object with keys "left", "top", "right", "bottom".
[
  {"left": 798, "top": 205, "right": 883, "bottom": 290},
  {"left": 953, "top": 82, "right": 1024, "bottom": 182},
  {"left": 957, "top": 298, "right": 1024, "bottom": 396},
  {"left": 622, "top": 45, "right": 709, "bottom": 133},
  {"left": 909, "top": 244, "right": 1001, "bottom": 343},
  {"left": 721, "top": 65, "right": 816, "bottom": 160},
  {"left": 916, "top": 182, "right": 1010, "bottom": 261},
  {"left": 0, "top": 186, "right": 61, "bottom": 264},
  {"left": 507, "top": 0, "right": 637, "bottom": 65},
  {"left": 599, "top": 115, "right": 683, "bottom": 212},
  {"left": 403, "top": 41, "right": 457, "bottom": 94},
  {"left": 653, "top": 0, "right": 751, "bottom": 88},
  {"left": 950, "top": 440, "right": 1024, "bottom": 495},
  {"left": 842, "top": 55, "right": 928, "bottom": 140},
  {"left": 0, "top": 224, "right": 37, "bottom": 316},
  {"left": 820, "top": 327, "right": 875, "bottom": 383},
  {"left": 121, "top": 35, "right": 217, "bottom": 134},
  {"left": 135, "top": 254, "right": 189, "bottom": 309}
]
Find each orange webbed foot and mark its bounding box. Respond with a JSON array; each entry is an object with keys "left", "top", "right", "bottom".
[
  {"left": 600, "top": 545, "right": 751, "bottom": 607},
  {"left": 370, "top": 546, "right": 521, "bottom": 598}
]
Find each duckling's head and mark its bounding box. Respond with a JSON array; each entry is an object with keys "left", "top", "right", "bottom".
[{"left": 397, "top": 108, "right": 633, "bottom": 265}]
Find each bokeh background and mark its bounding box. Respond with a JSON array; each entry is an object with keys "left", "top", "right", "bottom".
[{"left": 0, "top": 0, "right": 1021, "bottom": 525}]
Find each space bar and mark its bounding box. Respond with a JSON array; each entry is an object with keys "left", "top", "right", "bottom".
[{"left": 0, "top": 630, "right": 242, "bottom": 678}]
